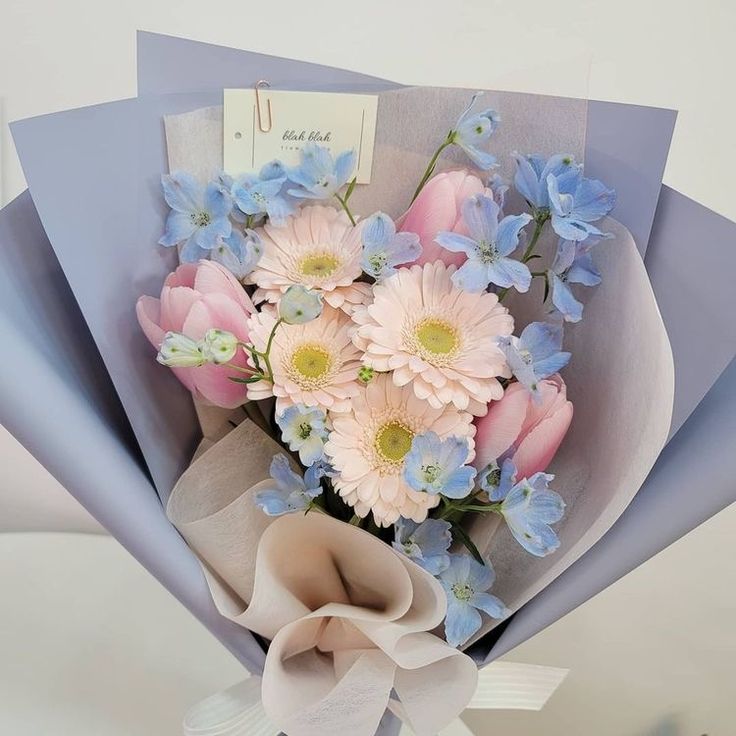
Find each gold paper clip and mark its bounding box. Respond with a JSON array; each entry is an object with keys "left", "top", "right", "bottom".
[{"left": 255, "top": 80, "right": 273, "bottom": 133}]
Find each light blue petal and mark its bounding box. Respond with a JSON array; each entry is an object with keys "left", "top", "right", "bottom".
[
  {"left": 265, "top": 195, "right": 297, "bottom": 226},
  {"left": 550, "top": 213, "right": 598, "bottom": 242},
  {"left": 458, "top": 143, "right": 497, "bottom": 171},
  {"left": 512, "top": 153, "right": 543, "bottom": 208},
  {"left": 159, "top": 211, "right": 196, "bottom": 247},
  {"left": 334, "top": 149, "right": 357, "bottom": 186},
  {"left": 441, "top": 466, "right": 477, "bottom": 499},
  {"left": 534, "top": 351, "right": 571, "bottom": 379},
  {"left": 451, "top": 259, "right": 492, "bottom": 293},
  {"left": 362, "top": 212, "right": 394, "bottom": 248},
  {"left": 259, "top": 160, "right": 287, "bottom": 181},
  {"left": 551, "top": 239, "right": 577, "bottom": 275},
  {"left": 269, "top": 454, "right": 304, "bottom": 494},
  {"left": 439, "top": 553, "right": 471, "bottom": 586},
  {"left": 462, "top": 195, "right": 500, "bottom": 243},
  {"left": 540, "top": 155, "right": 579, "bottom": 184},
  {"left": 388, "top": 232, "right": 422, "bottom": 265},
  {"left": 465, "top": 555, "right": 496, "bottom": 590},
  {"left": 495, "top": 213, "right": 532, "bottom": 256},
  {"left": 456, "top": 113, "right": 493, "bottom": 146},
  {"left": 487, "top": 257, "right": 532, "bottom": 292},
  {"left": 299, "top": 435, "right": 326, "bottom": 467},
  {"left": 162, "top": 171, "right": 203, "bottom": 212},
  {"left": 204, "top": 182, "right": 233, "bottom": 218},
  {"left": 520, "top": 321, "right": 563, "bottom": 361},
  {"left": 286, "top": 186, "right": 322, "bottom": 200},
  {"left": 435, "top": 231, "right": 479, "bottom": 256},
  {"left": 572, "top": 177, "right": 616, "bottom": 222},
  {"left": 550, "top": 272, "right": 584, "bottom": 323},
  {"left": 179, "top": 236, "right": 209, "bottom": 263},
  {"left": 411, "top": 519, "right": 453, "bottom": 557},
  {"left": 567, "top": 252, "right": 601, "bottom": 286},
  {"left": 469, "top": 592, "right": 509, "bottom": 620},
  {"left": 194, "top": 218, "right": 232, "bottom": 250},
  {"left": 444, "top": 597, "right": 481, "bottom": 648},
  {"left": 440, "top": 436, "right": 471, "bottom": 471},
  {"left": 254, "top": 489, "right": 290, "bottom": 516}
]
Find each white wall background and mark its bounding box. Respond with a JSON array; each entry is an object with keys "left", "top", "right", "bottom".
[{"left": 1, "top": 1, "right": 735, "bottom": 734}]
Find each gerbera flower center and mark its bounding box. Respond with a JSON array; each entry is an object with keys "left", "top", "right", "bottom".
[
  {"left": 299, "top": 252, "right": 340, "bottom": 278},
  {"left": 452, "top": 582, "right": 474, "bottom": 602},
  {"left": 291, "top": 343, "right": 332, "bottom": 380},
  {"left": 375, "top": 421, "right": 415, "bottom": 463},
  {"left": 415, "top": 319, "right": 459, "bottom": 356}
]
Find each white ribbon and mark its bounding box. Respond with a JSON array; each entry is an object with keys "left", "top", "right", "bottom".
[{"left": 184, "top": 662, "right": 568, "bottom": 736}]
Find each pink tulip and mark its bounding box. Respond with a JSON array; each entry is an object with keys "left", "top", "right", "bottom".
[
  {"left": 137, "top": 260, "right": 255, "bottom": 408},
  {"left": 398, "top": 170, "right": 489, "bottom": 267},
  {"left": 473, "top": 375, "right": 573, "bottom": 479}
]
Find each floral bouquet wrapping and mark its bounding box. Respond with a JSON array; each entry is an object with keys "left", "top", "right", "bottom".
[
  {"left": 5, "top": 31, "right": 736, "bottom": 736},
  {"left": 131, "top": 86, "right": 673, "bottom": 734}
]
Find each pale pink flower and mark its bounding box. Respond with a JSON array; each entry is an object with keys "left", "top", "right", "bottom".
[
  {"left": 247, "top": 205, "right": 370, "bottom": 313},
  {"left": 136, "top": 260, "right": 255, "bottom": 408},
  {"left": 247, "top": 306, "right": 362, "bottom": 414},
  {"left": 353, "top": 261, "right": 513, "bottom": 416},
  {"left": 324, "top": 374, "right": 476, "bottom": 527},
  {"left": 399, "top": 170, "right": 488, "bottom": 267},
  {"left": 473, "top": 375, "right": 573, "bottom": 478}
]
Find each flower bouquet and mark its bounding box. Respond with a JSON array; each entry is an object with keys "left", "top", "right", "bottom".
[{"left": 133, "top": 87, "right": 673, "bottom": 735}]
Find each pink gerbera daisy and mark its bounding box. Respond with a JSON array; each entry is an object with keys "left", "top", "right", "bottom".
[
  {"left": 324, "top": 374, "right": 476, "bottom": 526},
  {"left": 352, "top": 261, "right": 514, "bottom": 416},
  {"left": 247, "top": 306, "right": 362, "bottom": 414},
  {"left": 247, "top": 205, "right": 371, "bottom": 313}
]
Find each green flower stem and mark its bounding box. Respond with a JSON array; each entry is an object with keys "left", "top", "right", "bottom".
[
  {"left": 245, "top": 214, "right": 255, "bottom": 229},
  {"left": 334, "top": 193, "right": 357, "bottom": 226},
  {"left": 348, "top": 514, "right": 362, "bottom": 526},
  {"left": 410, "top": 132, "right": 456, "bottom": 204},
  {"left": 437, "top": 497, "right": 502, "bottom": 520},
  {"left": 521, "top": 211, "right": 549, "bottom": 262}
]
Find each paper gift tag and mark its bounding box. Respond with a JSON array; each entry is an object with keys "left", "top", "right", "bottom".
[{"left": 224, "top": 87, "right": 378, "bottom": 183}]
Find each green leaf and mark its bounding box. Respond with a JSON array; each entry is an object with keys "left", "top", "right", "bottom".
[
  {"left": 228, "top": 375, "right": 264, "bottom": 384},
  {"left": 451, "top": 523, "right": 485, "bottom": 566},
  {"left": 344, "top": 176, "right": 357, "bottom": 202}
]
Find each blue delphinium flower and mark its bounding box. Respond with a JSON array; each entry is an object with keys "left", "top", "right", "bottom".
[
  {"left": 547, "top": 169, "right": 616, "bottom": 241},
  {"left": 436, "top": 194, "right": 532, "bottom": 293},
  {"left": 392, "top": 517, "right": 453, "bottom": 575},
  {"left": 512, "top": 153, "right": 579, "bottom": 211},
  {"left": 497, "top": 471, "right": 565, "bottom": 557},
  {"left": 360, "top": 212, "right": 422, "bottom": 280},
  {"left": 159, "top": 171, "right": 232, "bottom": 262},
  {"left": 439, "top": 554, "right": 509, "bottom": 647},
  {"left": 497, "top": 321, "right": 571, "bottom": 399},
  {"left": 403, "top": 432, "right": 477, "bottom": 499},
  {"left": 276, "top": 404, "right": 329, "bottom": 466},
  {"left": 211, "top": 228, "right": 263, "bottom": 280},
  {"left": 278, "top": 285, "right": 323, "bottom": 324},
  {"left": 229, "top": 162, "right": 297, "bottom": 226},
  {"left": 254, "top": 454, "right": 324, "bottom": 516},
  {"left": 478, "top": 457, "right": 517, "bottom": 501},
  {"left": 287, "top": 144, "right": 356, "bottom": 200},
  {"left": 548, "top": 237, "right": 606, "bottom": 323},
  {"left": 450, "top": 93, "right": 500, "bottom": 170}
]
